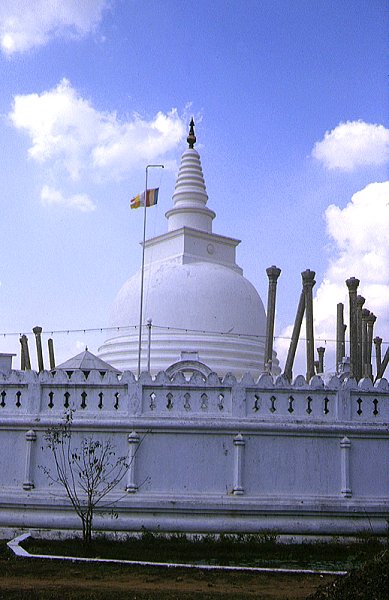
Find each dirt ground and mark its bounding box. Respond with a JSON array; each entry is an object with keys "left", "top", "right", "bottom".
[{"left": 0, "top": 558, "right": 336, "bottom": 599}]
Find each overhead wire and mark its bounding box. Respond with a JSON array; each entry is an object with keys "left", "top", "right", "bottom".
[{"left": 0, "top": 322, "right": 387, "bottom": 348}]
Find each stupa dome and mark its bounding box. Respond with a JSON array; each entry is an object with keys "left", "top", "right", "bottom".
[
  {"left": 98, "top": 120, "right": 279, "bottom": 378},
  {"left": 112, "top": 261, "right": 265, "bottom": 336}
]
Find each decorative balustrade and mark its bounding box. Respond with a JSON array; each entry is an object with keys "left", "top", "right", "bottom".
[
  {"left": 246, "top": 390, "right": 336, "bottom": 419},
  {"left": 0, "top": 369, "right": 387, "bottom": 424},
  {"left": 0, "top": 369, "right": 388, "bottom": 537},
  {"left": 0, "top": 386, "right": 27, "bottom": 412},
  {"left": 351, "top": 393, "right": 389, "bottom": 421},
  {"left": 41, "top": 386, "right": 126, "bottom": 413},
  {"left": 143, "top": 387, "right": 230, "bottom": 415}
]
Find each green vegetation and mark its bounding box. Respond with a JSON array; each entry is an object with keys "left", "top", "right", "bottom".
[
  {"left": 307, "top": 549, "right": 388, "bottom": 599},
  {"left": 0, "top": 538, "right": 331, "bottom": 599},
  {"left": 2, "top": 536, "right": 387, "bottom": 599},
  {"left": 23, "top": 531, "right": 385, "bottom": 571}
]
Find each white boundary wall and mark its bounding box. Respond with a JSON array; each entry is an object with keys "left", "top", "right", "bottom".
[{"left": 0, "top": 369, "right": 388, "bottom": 537}]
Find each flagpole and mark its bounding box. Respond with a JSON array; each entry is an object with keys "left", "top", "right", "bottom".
[{"left": 137, "top": 164, "right": 164, "bottom": 378}]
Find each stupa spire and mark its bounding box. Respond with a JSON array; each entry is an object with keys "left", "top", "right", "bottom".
[
  {"left": 187, "top": 118, "right": 196, "bottom": 148},
  {"left": 165, "top": 119, "right": 215, "bottom": 233}
]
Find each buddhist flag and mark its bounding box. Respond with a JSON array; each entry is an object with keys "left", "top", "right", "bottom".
[{"left": 130, "top": 188, "right": 159, "bottom": 209}]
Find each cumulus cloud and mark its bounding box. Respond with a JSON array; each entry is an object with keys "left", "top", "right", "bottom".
[
  {"left": 318, "top": 180, "right": 389, "bottom": 317},
  {"left": 276, "top": 181, "right": 389, "bottom": 375},
  {"left": 41, "top": 185, "right": 96, "bottom": 212},
  {"left": 9, "top": 79, "right": 186, "bottom": 181},
  {"left": 0, "top": 0, "right": 109, "bottom": 55},
  {"left": 312, "top": 120, "right": 389, "bottom": 171}
]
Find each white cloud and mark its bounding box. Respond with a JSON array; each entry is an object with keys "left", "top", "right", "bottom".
[
  {"left": 324, "top": 182, "right": 389, "bottom": 286},
  {"left": 276, "top": 182, "right": 389, "bottom": 376},
  {"left": 312, "top": 121, "right": 389, "bottom": 171},
  {"left": 9, "top": 79, "right": 186, "bottom": 181},
  {"left": 0, "top": 0, "right": 109, "bottom": 55},
  {"left": 91, "top": 110, "right": 185, "bottom": 176},
  {"left": 41, "top": 185, "right": 96, "bottom": 212}
]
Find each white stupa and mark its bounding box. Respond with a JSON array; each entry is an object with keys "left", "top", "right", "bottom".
[{"left": 98, "top": 121, "right": 279, "bottom": 378}]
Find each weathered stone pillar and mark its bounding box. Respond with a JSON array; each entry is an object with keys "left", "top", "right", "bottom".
[
  {"left": 232, "top": 433, "right": 245, "bottom": 495},
  {"left": 126, "top": 431, "right": 140, "bottom": 493},
  {"left": 33, "top": 326, "right": 44, "bottom": 372},
  {"left": 302, "top": 269, "right": 316, "bottom": 382},
  {"left": 376, "top": 347, "right": 389, "bottom": 381},
  {"left": 264, "top": 265, "right": 281, "bottom": 372},
  {"left": 366, "top": 313, "right": 376, "bottom": 380},
  {"left": 346, "top": 277, "right": 360, "bottom": 379},
  {"left": 342, "top": 324, "right": 347, "bottom": 363},
  {"left": 48, "top": 338, "right": 55, "bottom": 370},
  {"left": 23, "top": 429, "right": 37, "bottom": 491},
  {"left": 340, "top": 436, "right": 352, "bottom": 498},
  {"left": 20, "top": 337, "right": 25, "bottom": 371},
  {"left": 356, "top": 295, "right": 365, "bottom": 381},
  {"left": 317, "top": 347, "right": 325, "bottom": 374},
  {"left": 336, "top": 303, "right": 345, "bottom": 373},
  {"left": 374, "top": 336, "right": 383, "bottom": 377},
  {"left": 19, "top": 335, "right": 31, "bottom": 370},
  {"left": 284, "top": 291, "right": 305, "bottom": 382},
  {"left": 361, "top": 309, "right": 370, "bottom": 378}
]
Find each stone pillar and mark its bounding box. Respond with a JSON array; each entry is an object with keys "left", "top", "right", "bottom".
[
  {"left": 346, "top": 277, "right": 360, "bottom": 379},
  {"left": 232, "top": 433, "right": 245, "bottom": 495},
  {"left": 376, "top": 347, "right": 389, "bottom": 381},
  {"left": 20, "top": 337, "right": 25, "bottom": 371},
  {"left": 356, "top": 295, "right": 365, "bottom": 381},
  {"left": 302, "top": 269, "right": 316, "bottom": 383},
  {"left": 366, "top": 313, "right": 376, "bottom": 380},
  {"left": 48, "top": 338, "right": 55, "bottom": 370},
  {"left": 23, "top": 429, "right": 37, "bottom": 491},
  {"left": 361, "top": 309, "right": 370, "bottom": 378},
  {"left": 317, "top": 347, "right": 325, "bottom": 374},
  {"left": 342, "top": 324, "right": 347, "bottom": 363},
  {"left": 19, "top": 335, "right": 31, "bottom": 370},
  {"left": 126, "top": 431, "right": 140, "bottom": 493},
  {"left": 284, "top": 291, "right": 305, "bottom": 382},
  {"left": 33, "top": 326, "right": 44, "bottom": 372},
  {"left": 374, "top": 336, "right": 383, "bottom": 378},
  {"left": 336, "top": 303, "right": 345, "bottom": 373},
  {"left": 264, "top": 266, "right": 281, "bottom": 372},
  {"left": 340, "top": 436, "right": 352, "bottom": 498}
]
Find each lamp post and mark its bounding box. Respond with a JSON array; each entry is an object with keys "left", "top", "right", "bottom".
[{"left": 137, "top": 164, "right": 164, "bottom": 378}]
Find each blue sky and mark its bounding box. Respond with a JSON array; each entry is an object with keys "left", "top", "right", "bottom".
[{"left": 0, "top": 0, "right": 388, "bottom": 374}]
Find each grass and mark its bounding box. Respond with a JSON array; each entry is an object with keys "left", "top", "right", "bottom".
[
  {"left": 22, "top": 531, "right": 386, "bottom": 571},
  {"left": 0, "top": 537, "right": 337, "bottom": 600},
  {"left": 3, "top": 536, "right": 387, "bottom": 600}
]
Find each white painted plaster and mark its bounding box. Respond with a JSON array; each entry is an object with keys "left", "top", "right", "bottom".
[
  {"left": 98, "top": 137, "right": 281, "bottom": 378},
  {"left": 0, "top": 368, "right": 388, "bottom": 537}
]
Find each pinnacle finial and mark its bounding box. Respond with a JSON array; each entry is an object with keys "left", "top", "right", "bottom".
[{"left": 187, "top": 118, "right": 196, "bottom": 148}]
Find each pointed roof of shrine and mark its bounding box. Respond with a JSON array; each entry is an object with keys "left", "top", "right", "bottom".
[{"left": 54, "top": 349, "right": 121, "bottom": 374}]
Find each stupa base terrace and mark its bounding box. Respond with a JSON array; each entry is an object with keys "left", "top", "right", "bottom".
[{"left": 0, "top": 365, "right": 388, "bottom": 539}]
